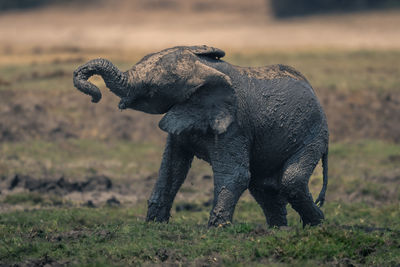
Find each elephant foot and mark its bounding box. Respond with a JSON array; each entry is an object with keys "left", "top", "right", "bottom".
[
  {"left": 301, "top": 206, "right": 324, "bottom": 227},
  {"left": 146, "top": 202, "right": 171, "bottom": 223},
  {"left": 290, "top": 198, "right": 324, "bottom": 227},
  {"left": 118, "top": 97, "right": 131, "bottom": 110},
  {"left": 266, "top": 214, "right": 288, "bottom": 228},
  {"left": 208, "top": 208, "right": 233, "bottom": 227},
  {"left": 264, "top": 200, "right": 288, "bottom": 228},
  {"left": 208, "top": 188, "right": 235, "bottom": 227},
  {"left": 208, "top": 214, "right": 232, "bottom": 228}
]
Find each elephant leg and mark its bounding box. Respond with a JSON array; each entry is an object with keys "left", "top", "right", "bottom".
[
  {"left": 281, "top": 140, "right": 325, "bottom": 226},
  {"left": 249, "top": 185, "right": 288, "bottom": 227},
  {"left": 208, "top": 137, "right": 250, "bottom": 227},
  {"left": 146, "top": 134, "right": 193, "bottom": 222}
]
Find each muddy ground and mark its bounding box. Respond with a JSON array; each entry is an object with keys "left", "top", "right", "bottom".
[{"left": 0, "top": 171, "right": 215, "bottom": 214}]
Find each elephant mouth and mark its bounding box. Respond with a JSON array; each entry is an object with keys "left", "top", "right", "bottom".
[
  {"left": 118, "top": 98, "right": 130, "bottom": 110},
  {"left": 120, "top": 96, "right": 175, "bottom": 114}
]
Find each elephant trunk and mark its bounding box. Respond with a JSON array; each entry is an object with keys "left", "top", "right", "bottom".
[{"left": 73, "top": 58, "right": 130, "bottom": 103}]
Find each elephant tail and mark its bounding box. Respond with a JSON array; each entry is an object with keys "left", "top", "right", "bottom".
[{"left": 315, "top": 150, "right": 328, "bottom": 207}]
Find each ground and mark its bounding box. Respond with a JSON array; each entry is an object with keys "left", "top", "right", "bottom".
[{"left": 0, "top": 1, "right": 400, "bottom": 266}]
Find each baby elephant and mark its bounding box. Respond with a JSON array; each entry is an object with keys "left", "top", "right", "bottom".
[{"left": 73, "top": 45, "right": 329, "bottom": 227}]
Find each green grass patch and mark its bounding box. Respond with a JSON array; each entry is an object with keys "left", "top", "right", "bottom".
[{"left": 0, "top": 201, "right": 398, "bottom": 266}]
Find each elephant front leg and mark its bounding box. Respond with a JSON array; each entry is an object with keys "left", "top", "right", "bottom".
[
  {"left": 146, "top": 135, "right": 193, "bottom": 223},
  {"left": 208, "top": 138, "right": 250, "bottom": 227}
]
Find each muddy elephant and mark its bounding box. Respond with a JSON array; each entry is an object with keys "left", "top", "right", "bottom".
[{"left": 73, "top": 45, "right": 329, "bottom": 227}]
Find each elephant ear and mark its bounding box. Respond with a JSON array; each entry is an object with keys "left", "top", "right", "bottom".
[
  {"left": 159, "top": 61, "right": 235, "bottom": 135},
  {"left": 187, "top": 45, "right": 225, "bottom": 60}
]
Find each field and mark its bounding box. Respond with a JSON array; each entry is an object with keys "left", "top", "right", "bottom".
[{"left": 0, "top": 46, "right": 399, "bottom": 266}]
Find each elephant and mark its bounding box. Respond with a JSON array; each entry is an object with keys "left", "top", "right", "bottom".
[{"left": 73, "top": 45, "right": 329, "bottom": 227}]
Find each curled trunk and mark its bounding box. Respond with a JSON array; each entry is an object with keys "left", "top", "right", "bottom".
[{"left": 73, "top": 58, "right": 129, "bottom": 103}]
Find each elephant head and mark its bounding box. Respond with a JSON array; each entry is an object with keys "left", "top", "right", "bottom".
[{"left": 73, "top": 45, "right": 235, "bottom": 135}]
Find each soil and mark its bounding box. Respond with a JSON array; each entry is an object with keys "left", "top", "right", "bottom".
[
  {"left": 12, "top": 256, "right": 69, "bottom": 267},
  {"left": 8, "top": 174, "right": 113, "bottom": 194},
  {"left": 0, "top": 171, "right": 215, "bottom": 210}
]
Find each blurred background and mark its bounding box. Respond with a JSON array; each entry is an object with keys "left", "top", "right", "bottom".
[
  {"left": 1, "top": 0, "right": 400, "bottom": 49},
  {"left": 0, "top": 0, "right": 399, "bottom": 223}
]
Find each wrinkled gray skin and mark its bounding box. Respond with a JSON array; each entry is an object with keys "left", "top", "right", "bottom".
[{"left": 73, "top": 45, "right": 329, "bottom": 227}]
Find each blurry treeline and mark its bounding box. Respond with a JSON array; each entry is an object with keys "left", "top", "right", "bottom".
[
  {"left": 0, "top": 0, "right": 93, "bottom": 11},
  {"left": 270, "top": 0, "right": 400, "bottom": 17}
]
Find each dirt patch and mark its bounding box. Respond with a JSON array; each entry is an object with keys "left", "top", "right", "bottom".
[
  {"left": 106, "top": 196, "right": 121, "bottom": 206},
  {"left": 12, "top": 254, "right": 69, "bottom": 267},
  {"left": 46, "top": 229, "right": 112, "bottom": 243},
  {"left": 248, "top": 227, "right": 273, "bottom": 236},
  {"left": 0, "top": 90, "right": 78, "bottom": 142},
  {"left": 0, "top": 77, "right": 11, "bottom": 86},
  {"left": 0, "top": 174, "right": 135, "bottom": 210},
  {"left": 8, "top": 174, "right": 112, "bottom": 194},
  {"left": 0, "top": 171, "right": 214, "bottom": 210}
]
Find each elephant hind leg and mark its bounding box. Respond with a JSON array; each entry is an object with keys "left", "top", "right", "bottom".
[
  {"left": 281, "top": 140, "right": 326, "bottom": 226},
  {"left": 249, "top": 179, "right": 288, "bottom": 227}
]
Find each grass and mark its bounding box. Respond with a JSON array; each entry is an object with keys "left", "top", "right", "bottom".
[{"left": 0, "top": 202, "right": 399, "bottom": 266}]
